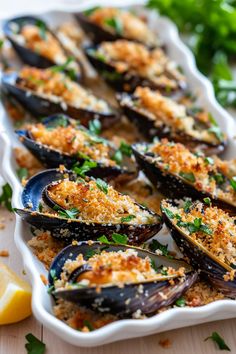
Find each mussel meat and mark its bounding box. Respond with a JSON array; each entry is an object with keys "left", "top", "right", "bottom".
[
  {"left": 15, "top": 168, "right": 162, "bottom": 244},
  {"left": 85, "top": 40, "right": 186, "bottom": 93},
  {"left": 3, "top": 16, "right": 81, "bottom": 79},
  {"left": 118, "top": 87, "right": 226, "bottom": 155},
  {"left": 49, "top": 241, "right": 197, "bottom": 316},
  {"left": 75, "top": 7, "right": 160, "bottom": 47},
  {"left": 1, "top": 67, "right": 118, "bottom": 127},
  {"left": 161, "top": 199, "right": 236, "bottom": 297},
  {"left": 15, "top": 114, "right": 135, "bottom": 181},
  {"left": 132, "top": 139, "right": 236, "bottom": 214}
]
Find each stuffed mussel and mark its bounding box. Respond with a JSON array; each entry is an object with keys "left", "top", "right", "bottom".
[
  {"left": 15, "top": 168, "right": 162, "bottom": 244},
  {"left": 161, "top": 199, "right": 236, "bottom": 297},
  {"left": 1, "top": 67, "right": 117, "bottom": 127},
  {"left": 75, "top": 7, "right": 160, "bottom": 47},
  {"left": 132, "top": 139, "right": 236, "bottom": 214},
  {"left": 3, "top": 16, "right": 81, "bottom": 78},
  {"left": 85, "top": 40, "right": 186, "bottom": 93},
  {"left": 118, "top": 86, "right": 226, "bottom": 155},
  {"left": 49, "top": 241, "right": 197, "bottom": 316},
  {"left": 15, "top": 114, "right": 135, "bottom": 181}
]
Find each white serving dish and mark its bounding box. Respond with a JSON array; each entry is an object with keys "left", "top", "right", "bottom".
[{"left": 1, "top": 0, "right": 236, "bottom": 347}]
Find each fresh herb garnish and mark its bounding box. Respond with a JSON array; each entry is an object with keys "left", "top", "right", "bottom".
[
  {"left": 85, "top": 249, "right": 97, "bottom": 259},
  {"left": 35, "top": 19, "right": 47, "bottom": 40},
  {"left": 112, "top": 149, "right": 123, "bottom": 165},
  {"left": 230, "top": 176, "right": 236, "bottom": 191},
  {"left": 46, "top": 115, "right": 68, "bottom": 129},
  {"left": 0, "top": 39, "right": 4, "bottom": 49},
  {"left": 204, "top": 157, "right": 214, "bottom": 165},
  {"left": 25, "top": 333, "right": 46, "bottom": 354},
  {"left": 177, "top": 217, "right": 212, "bottom": 235},
  {"left": 96, "top": 178, "right": 108, "bottom": 194},
  {"left": 0, "top": 183, "right": 13, "bottom": 212},
  {"left": 149, "top": 239, "right": 172, "bottom": 258},
  {"left": 213, "top": 173, "right": 225, "bottom": 185},
  {"left": 17, "top": 167, "right": 28, "bottom": 181},
  {"left": 101, "top": 70, "right": 122, "bottom": 81},
  {"left": 175, "top": 296, "right": 186, "bottom": 307},
  {"left": 208, "top": 126, "right": 224, "bottom": 142},
  {"left": 73, "top": 160, "right": 97, "bottom": 177},
  {"left": 53, "top": 206, "right": 79, "bottom": 219},
  {"left": 104, "top": 17, "right": 123, "bottom": 35},
  {"left": 89, "top": 118, "right": 101, "bottom": 135},
  {"left": 162, "top": 207, "right": 175, "bottom": 219},
  {"left": 83, "top": 320, "right": 94, "bottom": 331},
  {"left": 84, "top": 6, "right": 100, "bottom": 16},
  {"left": 183, "top": 200, "right": 192, "bottom": 213},
  {"left": 38, "top": 202, "right": 43, "bottom": 212},
  {"left": 150, "top": 258, "right": 158, "bottom": 272},
  {"left": 97, "top": 235, "right": 110, "bottom": 244},
  {"left": 203, "top": 197, "right": 211, "bottom": 205},
  {"left": 51, "top": 56, "right": 76, "bottom": 80},
  {"left": 121, "top": 215, "right": 136, "bottom": 223},
  {"left": 204, "top": 332, "right": 231, "bottom": 351},
  {"left": 179, "top": 171, "right": 196, "bottom": 183},
  {"left": 112, "top": 141, "right": 132, "bottom": 165},
  {"left": 112, "top": 233, "right": 128, "bottom": 244}
]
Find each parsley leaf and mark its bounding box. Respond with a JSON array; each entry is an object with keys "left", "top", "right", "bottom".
[
  {"left": 175, "top": 296, "right": 186, "bottom": 307},
  {"left": 149, "top": 239, "right": 172, "bottom": 258},
  {"left": 35, "top": 20, "right": 47, "bottom": 40},
  {"left": 121, "top": 215, "right": 136, "bottom": 223},
  {"left": 96, "top": 178, "right": 108, "bottom": 194},
  {"left": 25, "top": 333, "right": 46, "bottom": 354},
  {"left": 104, "top": 17, "right": 123, "bottom": 35},
  {"left": 112, "top": 149, "right": 123, "bottom": 165},
  {"left": 72, "top": 160, "right": 97, "bottom": 177},
  {"left": 230, "top": 176, "right": 236, "bottom": 191},
  {"left": 54, "top": 206, "right": 79, "bottom": 219},
  {"left": 112, "top": 233, "right": 128, "bottom": 244},
  {"left": 162, "top": 207, "right": 175, "bottom": 219},
  {"left": 0, "top": 183, "right": 13, "bottom": 212},
  {"left": 179, "top": 171, "right": 196, "bottom": 183},
  {"left": 183, "top": 200, "right": 192, "bottom": 213},
  {"left": 89, "top": 119, "right": 101, "bottom": 135},
  {"left": 119, "top": 141, "right": 132, "bottom": 157},
  {"left": 17, "top": 167, "right": 28, "bottom": 181},
  {"left": 203, "top": 197, "right": 211, "bottom": 205},
  {"left": 84, "top": 6, "right": 100, "bottom": 16},
  {"left": 205, "top": 332, "right": 231, "bottom": 351},
  {"left": 83, "top": 320, "right": 94, "bottom": 331},
  {"left": 97, "top": 235, "right": 110, "bottom": 244},
  {"left": 46, "top": 115, "right": 68, "bottom": 129},
  {"left": 51, "top": 56, "right": 76, "bottom": 80},
  {"left": 204, "top": 157, "right": 214, "bottom": 165}
]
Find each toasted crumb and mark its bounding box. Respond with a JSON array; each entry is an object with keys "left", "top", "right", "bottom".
[
  {"left": 0, "top": 250, "right": 9, "bottom": 257},
  {"left": 40, "top": 274, "right": 48, "bottom": 285},
  {"left": 159, "top": 338, "right": 172, "bottom": 349}
]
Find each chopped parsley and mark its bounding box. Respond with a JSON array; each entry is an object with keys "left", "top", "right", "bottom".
[
  {"left": 213, "top": 172, "right": 225, "bottom": 185},
  {"left": 0, "top": 183, "right": 13, "bottom": 212},
  {"left": 84, "top": 6, "right": 100, "bottom": 16},
  {"left": 175, "top": 296, "right": 186, "bottom": 307},
  {"left": 97, "top": 235, "right": 110, "bottom": 244},
  {"left": 17, "top": 167, "right": 28, "bottom": 181},
  {"left": 119, "top": 141, "right": 132, "bottom": 157},
  {"left": 53, "top": 206, "right": 79, "bottom": 219},
  {"left": 35, "top": 19, "right": 47, "bottom": 40},
  {"left": 204, "top": 332, "right": 231, "bottom": 351},
  {"left": 73, "top": 160, "right": 97, "bottom": 177},
  {"left": 150, "top": 258, "right": 158, "bottom": 272},
  {"left": 203, "top": 197, "right": 211, "bottom": 205},
  {"left": 230, "top": 176, "right": 236, "bottom": 191},
  {"left": 51, "top": 56, "right": 76, "bottom": 80},
  {"left": 112, "top": 233, "right": 128, "bottom": 245},
  {"left": 183, "top": 200, "right": 192, "bottom": 213},
  {"left": 96, "top": 178, "right": 108, "bottom": 194},
  {"left": 149, "top": 239, "right": 172, "bottom": 258},
  {"left": 101, "top": 70, "right": 122, "bottom": 81},
  {"left": 83, "top": 320, "right": 94, "bottom": 331},
  {"left": 25, "top": 333, "right": 46, "bottom": 354},
  {"left": 46, "top": 115, "right": 68, "bottom": 129},
  {"left": 112, "top": 149, "right": 123, "bottom": 165},
  {"left": 104, "top": 17, "right": 123, "bottom": 35},
  {"left": 121, "top": 215, "right": 136, "bottom": 223},
  {"left": 162, "top": 207, "right": 175, "bottom": 219},
  {"left": 208, "top": 125, "right": 224, "bottom": 142},
  {"left": 177, "top": 217, "right": 212, "bottom": 235},
  {"left": 204, "top": 157, "right": 214, "bottom": 165},
  {"left": 38, "top": 202, "right": 43, "bottom": 212},
  {"left": 179, "top": 171, "right": 196, "bottom": 183},
  {"left": 89, "top": 118, "right": 101, "bottom": 135}
]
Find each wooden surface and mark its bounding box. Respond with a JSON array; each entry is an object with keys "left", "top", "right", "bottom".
[{"left": 0, "top": 207, "right": 236, "bottom": 353}]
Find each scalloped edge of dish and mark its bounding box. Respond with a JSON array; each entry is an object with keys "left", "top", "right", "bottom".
[{"left": 1, "top": 0, "right": 236, "bottom": 347}]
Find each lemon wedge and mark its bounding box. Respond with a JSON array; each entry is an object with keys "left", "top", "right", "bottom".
[{"left": 0, "top": 262, "right": 32, "bottom": 324}]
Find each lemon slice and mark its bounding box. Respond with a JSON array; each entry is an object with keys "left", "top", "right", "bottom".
[{"left": 0, "top": 262, "right": 32, "bottom": 324}]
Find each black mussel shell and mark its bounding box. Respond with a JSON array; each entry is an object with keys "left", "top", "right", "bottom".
[
  {"left": 132, "top": 142, "right": 236, "bottom": 214},
  {"left": 118, "top": 92, "right": 226, "bottom": 155},
  {"left": 3, "top": 16, "right": 81, "bottom": 80},
  {"left": 161, "top": 199, "right": 236, "bottom": 297},
  {"left": 85, "top": 45, "right": 187, "bottom": 93},
  {"left": 48, "top": 242, "right": 197, "bottom": 316},
  {"left": 15, "top": 169, "right": 162, "bottom": 244},
  {"left": 15, "top": 114, "right": 135, "bottom": 181},
  {"left": 1, "top": 71, "right": 118, "bottom": 128}
]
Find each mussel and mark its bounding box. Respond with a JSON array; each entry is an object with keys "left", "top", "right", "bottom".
[
  {"left": 15, "top": 168, "right": 162, "bottom": 244},
  {"left": 3, "top": 16, "right": 81, "bottom": 77},
  {"left": 118, "top": 87, "right": 226, "bottom": 155},
  {"left": 15, "top": 114, "right": 135, "bottom": 181},
  {"left": 48, "top": 241, "right": 197, "bottom": 316},
  {"left": 132, "top": 140, "right": 236, "bottom": 214},
  {"left": 85, "top": 40, "right": 186, "bottom": 93},
  {"left": 75, "top": 7, "right": 160, "bottom": 47},
  {"left": 161, "top": 199, "right": 236, "bottom": 297},
  {"left": 1, "top": 67, "right": 118, "bottom": 128}
]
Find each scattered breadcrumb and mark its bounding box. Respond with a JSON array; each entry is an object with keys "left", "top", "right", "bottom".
[
  {"left": 40, "top": 274, "right": 48, "bottom": 285},
  {"left": 159, "top": 338, "right": 172, "bottom": 349},
  {"left": 14, "top": 147, "right": 43, "bottom": 178},
  {"left": 0, "top": 250, "right": 9, "bottom": 257}
]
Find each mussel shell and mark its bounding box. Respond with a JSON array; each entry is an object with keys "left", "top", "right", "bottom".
[
  {"left": 118, "top": 92, "right": 226, "bottom": 155},
  {"left": 49, "top": 242, "right": 197, "bottom": 316},
  {"left": 15, "top": 169, "right": 162, "bottom": 244},
  {"left": 85, "top": 45, "right": 187, "bottom": 93},
  {"left": 15, "top": 114, "right": 135, "bottom": 181},
  {"left": 1, "top": 71, "right": 118, "bottom": 128},
  {"left": 3, "top": 15, "right": 81, "bottom": 80},
  {"left": 132, "top": 142, "right": 236, "bottom": 214},
  {"left": 161, "top": 200, "right": 236, "bottom": 297}
]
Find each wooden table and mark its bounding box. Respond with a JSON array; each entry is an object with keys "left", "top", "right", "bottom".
[{"left": 0, "top": 207, "right": 236, "bottom": 353}]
